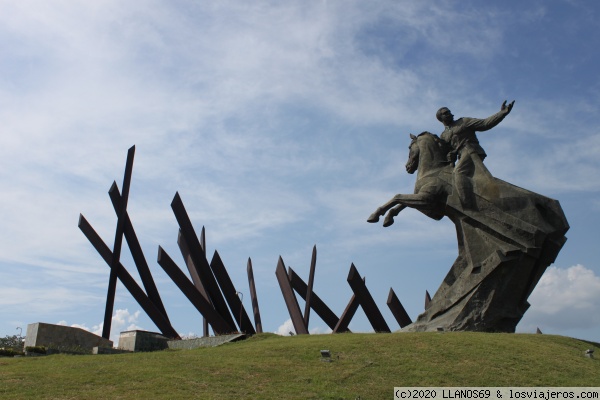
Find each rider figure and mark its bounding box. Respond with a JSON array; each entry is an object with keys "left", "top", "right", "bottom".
[{"left": 437, "top": 100, "right": 515, "bottom": 209}]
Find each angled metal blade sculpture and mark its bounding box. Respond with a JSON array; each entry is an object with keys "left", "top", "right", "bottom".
[
  {"left": 177, "top": 229, "right": 212, "bottom": 336},
  {"left": 157, "top": 246, "right": 234, "bottom": 334},
  {"left": 170, "top": 192, "right": 236, "bottom": 331},
  {"left": 387, "top": 288, "right": 412, "bottom": 329},
  {"left": 303, "top": 245, "right": 317, "bottom": 328},
  {"left": 333, "top": 286, "right": 359, "bottom": 334},
  {"left": 200, "top": 227, "right": 209, "bottom": 337},
  {"left": 103, "top": 145, "right": 135, "bottom": 339},
  {"left": 347, "top": 264, "right": 391, "bottom": 333},
  {"left": 79, "top": 215, "right": 179, "bottom": 339},
  {"left": 108, "top": 183, "right": 169, "bottom": 323},
  {"left": 210, "top": 251, "right": 256, "bottom": 334},
  {"left": 275, "top": 256, "right": 308, "bottom": 334},
  {"left": 288, "top": 267, "right": 340, "bottom": 331},
  {"left": 247, "top": 258, "right": 263, "bottom": 334}
]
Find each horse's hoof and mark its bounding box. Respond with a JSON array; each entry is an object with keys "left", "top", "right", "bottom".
[
  {"left": 383, "top": 217, "right": 395, "bottom": 227},
  {"left": 367, "top": 213, "right": 380, "bottom": 223}
]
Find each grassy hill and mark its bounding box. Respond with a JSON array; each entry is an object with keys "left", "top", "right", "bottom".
[{"left": 1, "top": 332, "right": 599, "bottom": 399}]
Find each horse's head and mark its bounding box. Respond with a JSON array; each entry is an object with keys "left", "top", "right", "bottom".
[
  {"left": 405, "top": 131, "right": 450, "bottom": 175},
  {"left": 405, "top": 133, "right": 420, "bottom": 174}
]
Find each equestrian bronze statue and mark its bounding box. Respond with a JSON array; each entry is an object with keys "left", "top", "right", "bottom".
[{"left": 368, "top": 103, "right": 568, "bottom": 332}]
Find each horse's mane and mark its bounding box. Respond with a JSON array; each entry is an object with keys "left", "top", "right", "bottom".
[{"left": 417, "top": 131, "right": 451, "bottom": 155}]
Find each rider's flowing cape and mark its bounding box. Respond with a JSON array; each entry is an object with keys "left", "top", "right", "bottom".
[{"left": 404, "top": 149, "right": 569, "bottom": 332}]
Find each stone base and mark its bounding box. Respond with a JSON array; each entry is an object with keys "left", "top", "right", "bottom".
[
  {"left": 24, "top": 323, "right": 113, "bottom": 352},
  {"left": 118, "top": 330, "right": 169, "bottom": 352},
  {"left": 403, "top": 173, "right": 568, "bottom": 333}
]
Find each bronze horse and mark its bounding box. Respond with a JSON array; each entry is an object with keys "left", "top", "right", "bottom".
[{"left": 367, "top": 131, "right": 454, "bottom": 227}]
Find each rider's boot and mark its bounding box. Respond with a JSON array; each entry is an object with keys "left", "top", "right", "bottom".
[{"left": 455, "top": 173, "right": 477, "bottom": 210}]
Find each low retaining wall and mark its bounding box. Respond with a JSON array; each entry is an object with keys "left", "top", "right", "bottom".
[
  {"left": 167, "top": 334, "right": 246, "bottom": 350},
  {"left": 93, "top": 347, "right": 132, "bottom": 355},
  {"left": 118, "top": 330, "right": 246, "bottom": 352}
]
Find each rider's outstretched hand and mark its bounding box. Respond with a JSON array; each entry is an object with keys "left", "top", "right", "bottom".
[{"left": 501, "top": 100, "right": 515, "bottom": 115}]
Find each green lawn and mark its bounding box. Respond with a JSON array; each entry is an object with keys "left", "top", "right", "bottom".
[{"left": 1, "top": 332, "right": 598, "bottom": 399}]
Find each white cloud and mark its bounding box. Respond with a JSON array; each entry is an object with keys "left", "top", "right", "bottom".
[
  {"left": 274, "top": 319, "right": 331, "bottom": 336},
  {"left": 57, "top": 309, "right": 143, "bottom": 345},
  {"left": 179, "top": 332, "right": 200, "bottom": 340},
  {"left": 310, "top": 326, "right": 333, "bottom": 335},
  {"left": 520, "top": 265, "right": 600, "bottom": 332},
  {"left": 0, "top": 286, "right": 102, "bottom": 313},
  {"left": 275, "top": 319, "right": 296, "bottom": 336}
]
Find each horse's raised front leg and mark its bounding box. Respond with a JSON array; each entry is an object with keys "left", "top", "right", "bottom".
[
  {"left": 367, "top": 197, "right": 402, "bottom": 223},
  {"left": 383, "top": 204, "right": 406, "bottom": 227},
  {"left": 367, "top": 207, "right": 383, "bottom": 223},
  {"left": 368, "top": 192, "right": 437, "bottom": 225}
]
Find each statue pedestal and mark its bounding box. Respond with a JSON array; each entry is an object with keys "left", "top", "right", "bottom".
[{"left": 404, "top": 177, "right": 568, "bottom": 333}]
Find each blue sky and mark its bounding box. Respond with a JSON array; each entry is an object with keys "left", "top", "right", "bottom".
[{"left": 1, "top": 0, "right": 600, "bottom": 344}]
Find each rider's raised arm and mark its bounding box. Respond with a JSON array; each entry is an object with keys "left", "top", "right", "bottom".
[
  {"left": 461, "top": 100, "right": 515, "bottom": 133},
  {"left": 460, "top": 111, "right": 508, "bottom": 133}
]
